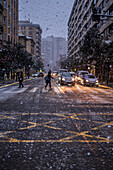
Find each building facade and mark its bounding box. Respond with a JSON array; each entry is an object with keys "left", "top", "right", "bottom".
[
  {"left": 68, "top": 0, "right": 113, "bottom": 59},
  {"left": 19, "top": 21, "right": 42, "bottom": 60},
  {"left": 41, "top": 36, "right": 67, "bottom": 72},
  {"left": 18, "top": 33, "right": 35, "bottom": 56},
  {"left": 0, "top": 0, "right": 3, "bottom": 46},
  {"left": 3, "top": 0, "right": 18, "bottom": 44}
]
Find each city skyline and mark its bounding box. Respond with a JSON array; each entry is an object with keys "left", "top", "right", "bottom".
[{"left": 19, "top": 0, "right": 75, "bottom": 39}]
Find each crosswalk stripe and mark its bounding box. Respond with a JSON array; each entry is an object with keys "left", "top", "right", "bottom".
[
  {"left": 1, "top": 86, "right": 18, "bottom": 93},
  {"left": 86, "top": 88, "right": 98, "bottom": 94},
  {"left": 42, "top": 88, "right": 48, "bottom": 93},
  {"left": 54, "top": 87, "right": 60, "bottom": 94},
  {"left": 29, "top": 87, "right": 38, "bottom": 92},
  {"left": 89, "top": 94, "right": 111, "bottom": 103},
  {"left": 13, "top": 87, "right": 27, "bottom": 93},
  {"left": 66, "top": 88, "right": 74, "bottom": 93},
  {"left": 57, "top": 86, "right": 65, "bottom": 94},
  {"left": 2, "top": 87, "right": 27, "bottom": 93},
  {"left": 76, "top": 85, "right": 86, "bottom": 93},
  {"left": 96, "top": 88, "right": 111, "bottom": 94}
]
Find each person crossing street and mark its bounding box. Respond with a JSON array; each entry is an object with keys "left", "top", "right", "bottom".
[
  {"left": 18, "top": 71, "right": 24, "bottom": 88},
  {"left": 44, "top": 69, "right": 54, "bottom": 90}
]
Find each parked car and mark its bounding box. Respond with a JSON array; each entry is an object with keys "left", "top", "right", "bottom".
[
  {"left": 80, "top": 74, "right": 99, "bottom": 87},
  {"left": 37, "top": 72, "right": 44, "bottom": 77},
  {"left": 32, "top": 72, "right": 44, "bottom": 77},
  {"left": 58, "top": 72, "right": 75, "bottom": 86},
  {"left": 75, "top": 70, "right": 89, "bottom": 83},
  {"left": 32, "top": 72, "right": 39, "bottom": 77}
]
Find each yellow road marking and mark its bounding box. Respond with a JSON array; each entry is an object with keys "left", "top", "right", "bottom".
[
  {"left": 91, "top": 121, "right": 113, "bottom": 130},
  {"left": 0, "top": 139, "right": 112, "bottom": 143},
  {"left": 0, "top": 112, "right": 113, "bottom": 143},
  {"left": 0, "top": 79, "right": 31, "bottom": 89}
]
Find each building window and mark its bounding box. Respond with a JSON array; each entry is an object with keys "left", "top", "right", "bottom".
[
  {"left": 29, "top": 31, "right": 32, "bottom": 36},
  {"left": 29, "top": 27, "right": 32, "bottom": 30},
  {"left": 0, "top": 0, "right": 2, "bottom": 5},
  {"left": 4, "top": 16, "right": 6, "bottom": 24},
  {"left": 4, "top": 0, "right": 6, "bottom": 8}
]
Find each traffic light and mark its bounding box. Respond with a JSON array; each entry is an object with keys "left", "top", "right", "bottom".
[{"left": 92, "top": 7, "right": 101, "bottom": 22}]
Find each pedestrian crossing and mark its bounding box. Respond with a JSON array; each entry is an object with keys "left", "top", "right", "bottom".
[
  {"left": 0, "top": 84, "right": 113, "bottom": 104},
  {"left": 0, "top": 84, "right": 113, "bottom": 95},
  {"left": 29, "top": 87, "right": 38, "bottom": 93},
  {"left": 0, "top": 87, "right": 27, "bottom": 93}
]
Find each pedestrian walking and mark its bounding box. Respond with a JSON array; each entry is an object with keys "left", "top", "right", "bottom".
[
  {"left": 18, "top": 71, "right": 24, "bottom": 88},
  {"left": 44, "top": 70, "right": 54, "bottom": 90}
]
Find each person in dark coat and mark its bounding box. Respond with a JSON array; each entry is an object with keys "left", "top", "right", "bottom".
[
  {"left": 45, "top": 69, "right": 53, "bottom": 90},
  {"left": 18, "top": 71, "right": 24, "bottom": 88}
]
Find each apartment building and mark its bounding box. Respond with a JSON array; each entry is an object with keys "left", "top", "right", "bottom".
[
  {"left": 3, "top": 0, "right": 18, "bottom": 44},
  {"left": 18, "top": 33, "right": 35, "bottom": 56},
  {"left": 68, "top": 0, "right": 113, "bottom": 59},
  {"left": 19, "top": 21, "right": 42, "bottom": 60},
  {"left": 41, "top": 36, "right": 67, "bottom": 71},
  {"left": 0, "top": 0, "right": 3, "bottom": 45}
]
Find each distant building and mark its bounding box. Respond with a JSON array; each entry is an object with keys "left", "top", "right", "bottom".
[
  {"left": 41, "top": 36, "right": 67, "bottom": 71},
  {"left": 18, "top": 33, "right": 35, "bottom": 59},
  {"left": 3, "top": 0, "right": 18, "bottom": 44},
  {"left": 19, "top": 21, "right": 42, "bottom": 61},
  {"left": 68, "top": 0, "right": 113, "bottom": 59}
]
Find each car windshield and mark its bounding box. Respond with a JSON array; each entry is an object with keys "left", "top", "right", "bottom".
[
  {"left": 62, "top": 73, "right": 71, "bottom": 77},
  {"left": 87, "top": 75, "right": 95, "bottom": 79},
  {"left": 70, "top": 73, "right": 75, "bottom": 76},
  {"left": 81, "top": 72, "right": 88, "bottom": 75}
]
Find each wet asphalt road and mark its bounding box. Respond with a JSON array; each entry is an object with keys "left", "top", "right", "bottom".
[{"left": 0, "top": 77, "right": 113, "bottom": 170}]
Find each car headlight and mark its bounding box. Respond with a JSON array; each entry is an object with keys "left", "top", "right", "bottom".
[
  {"left": 62, "top": 78, "right": 65, "bottom": 81},
  {"left": 72, "top": 78, "right": 75, "bottom": 81},
  {"left": 85, "top": 79, "right": 89, "bottom": 82},
  {"left": 78, "top": 77, "right": 81, "bottom": 80},
  {"left": 96, "top": 80, "right": 98, "bottom": 83}
]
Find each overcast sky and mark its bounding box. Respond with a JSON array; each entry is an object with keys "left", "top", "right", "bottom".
[{"left": 19, "top": 0, "right": 75, "bottom": 39}]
